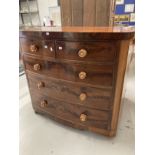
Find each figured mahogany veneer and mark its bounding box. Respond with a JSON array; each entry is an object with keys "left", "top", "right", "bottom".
[
  {"left": 20, "top": 26, "right": 134, "bottom": 137},
  {"left": 55, "top": 41, "right": 116, "bottom": 62},
  {"left": 27, "top": 72, "right": 113, "bottom": 111},
  {"left": 20, "top": 38, "right": 55, "bottom": 57},
  {"left": 31, "top": 92, "right": 111, "bottom": 130},
  {"left": 23, "top": 55, "right": 114, "bottom": 87}
]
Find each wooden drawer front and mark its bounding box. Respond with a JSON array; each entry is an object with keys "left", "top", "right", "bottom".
[
  {"left": 24, "top": 56, "right": 113, "bottom": 87},
  {"left": 20, "top": 38, "right": 55, "bottom": 57},
  {"left": 41, "top": 31, "right": 56, "bottom": 40},
  {"left": 28, "top": 73, "right": 113, "bottom": 110},
  {"left": 31, "top": 92, "right": 110, "bottom": 130},
  {"left": 56, "top": 41, "right": 116, "bottom": 62}
]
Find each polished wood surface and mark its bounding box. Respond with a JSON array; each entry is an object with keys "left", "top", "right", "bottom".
[
  {"left": 20, "top": 27, "right": 134, "bottom": 41},
  {"left": 27, "top": 72, "right": 113, "bottom": 110},
  {"left": 20, "top": 38, "right": 55, "bottom": 57},
  {"left": 55, "top": 40, "right": 116, "bottom": 62},
  {"left": 31, "top": 92, "right": 110, "bottom": 130},
  {"left": 20, "top": 26, "right": 134, "bottom": 137},
  {"left": 20, "top": 26, "right": 134, "bottom": 33},
  {"left": 110, "top": 40, "right": 131, "bottom": 136},
  {"left": 24, "top": 55, "right": 114, "bottom": 87}
]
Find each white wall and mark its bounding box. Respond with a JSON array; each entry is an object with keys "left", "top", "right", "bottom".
[
  {"left": 38, "top": 0, "right": 61, "bottom": 26},
  {"left": 20, "top": 0, "right": 41, "bottom": 26},
  {"left": 20, "top": 0, "right": 61, "bottom": 26},
  {"left": 38, "top": 0, "right": 50, "bottom": 25}
]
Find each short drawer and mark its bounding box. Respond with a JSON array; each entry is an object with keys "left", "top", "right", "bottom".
[
  {"left": 20, "top": 38, "right": 55, "bottom": 57},
  {"left": 31, "top": 92, "right": 111, "bottom": 130},
  {"left": 24, "top": 55, "right": 114, "bottom": 87},
  {"left": 28, "top": 73, "right": 113, "bottom": 110},
  {"left": 56, "top": 41, "right": 116, "bottom": 62}
]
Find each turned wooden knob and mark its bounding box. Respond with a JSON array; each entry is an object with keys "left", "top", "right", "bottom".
[
  {"left": 79, "top": 93, "right": 87, "bottom": 101},
  {"left": 33, "top": 64, "right": 41, "bottom": 71},
  {"left": 40, "top": 100, "right": 48, "bottom": 108},
  {"left": 78, "top": 49, "right": 87, "bottom": 58},
  {"left": 80, "top": 114, "right": 87, "bottom": 122},
  {"left": 30, "top": 44, "right": 38, "bottom": 52},
  {"left": 37, "top": 82, "right": 44, "bottom": 89},
  {"left": 79, "top": 72, "right": 87, "bottom": 80}
]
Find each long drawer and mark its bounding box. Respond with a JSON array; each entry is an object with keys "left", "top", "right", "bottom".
[
  {"left": 56, "top": 41, "right": 116, "bottom": 62},
  {"left": 24, "top": 55, "right": 114, "bottom": 87},
  {"left": 31, "top": 92, "right": 111, "bottom": 130},
  {"left": 27, "top": 72, "right": 113, "bottom": 110},
  {"left": 20, "top": 38, "right": 55, "bottom": 57}
]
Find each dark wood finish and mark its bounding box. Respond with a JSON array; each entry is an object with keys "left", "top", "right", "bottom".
[
  {"left": 31, "top": 92, "right": 110, "bottom": 130},
  {"left": 19, "top": 26, "right": 135, "bottom": 40},
  {"left": 55, "top": 40, "right": 116, "bottom": 62},
  {"left": 20, "top": 38, "right": 55, "bottom": 57},
  {"left": 27, "top": 72, "right": 113, "bottom": 110},
  {"left": 20, "top": 26, "right": 134, "bottom": 137},
  {"left": 24, "top": 55, "right": 114, "bottom": 87}
]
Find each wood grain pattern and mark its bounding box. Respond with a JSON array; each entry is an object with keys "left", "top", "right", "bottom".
[
  {"left": 34, "top": 106, "right": 112, "bottom": 136},
  {"left": 20, "top": 26, "right": 135, "bottom": 40},
  {"left": 20, "top": 38, "right": 55, "bottom": 57},
  {"left": 110, "top": 40, "right": 131, "bottom": 136},
  {"left": 27, "top": 72, "right": 113, "bottom": 110},
  {"left": 60, "top": 0, "right": 72, "bottom": 26},
  {"left": 24, "top": 55, "right": 114, "bottom": 87},
  {"left": 71, "top": 0, "right": 83, "bottom": 26},
  {"left": 96, "top": 0, "right": 110, "bottom": 26},
  {"left": 83, "top": 0, "right": 96, "bottom": 26},
  {"left": 31, "top": 92, "right": 111, "bottom": 130},
  {"left": 55, "top": 40, "right": 116, "bottom": 62},
  {"left": 60, "top": 0, "right": 114, "bottom": 26},
  {"left": 109, "top": 0, "right": 116, "bottom": 26}
]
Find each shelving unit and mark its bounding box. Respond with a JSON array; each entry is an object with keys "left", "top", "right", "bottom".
[{"left": 19, "top": 0, "right": 41, "bottom": 27}]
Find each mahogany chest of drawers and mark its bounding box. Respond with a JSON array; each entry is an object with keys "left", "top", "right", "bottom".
[{"left": 20, "top": 26, "right": 134, "bottom": 136}]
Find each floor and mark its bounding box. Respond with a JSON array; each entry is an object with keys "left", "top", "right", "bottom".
[{"left": 19, "top": 47, "right": 135, "bottom": 155}]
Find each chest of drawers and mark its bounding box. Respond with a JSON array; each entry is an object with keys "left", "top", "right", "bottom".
[{"left": 20, "top": 26, "right": 134, "bottom": 136}]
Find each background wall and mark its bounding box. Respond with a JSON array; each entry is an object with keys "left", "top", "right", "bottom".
[
  {"left": 19, "top": 0, "right": 41, "bottom": 26},
  {"left": 38, "top": 0, "right": 61, "bottom": 26},
  {"left": 38, "top": 0, "right": 50, "bottom": 25},
  {"left": 20, "top": 0, "right": 135, "bottom": 27},
  {"left": 114, "top": 0, "right": 135, "bottom": 26},
  {"left": 60, "top": 0, "right": 112, "bottom": 26}
]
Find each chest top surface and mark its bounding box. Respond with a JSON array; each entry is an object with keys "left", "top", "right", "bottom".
[{"left": 20, "top": 26, "right": 134, "bottom": 40}]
